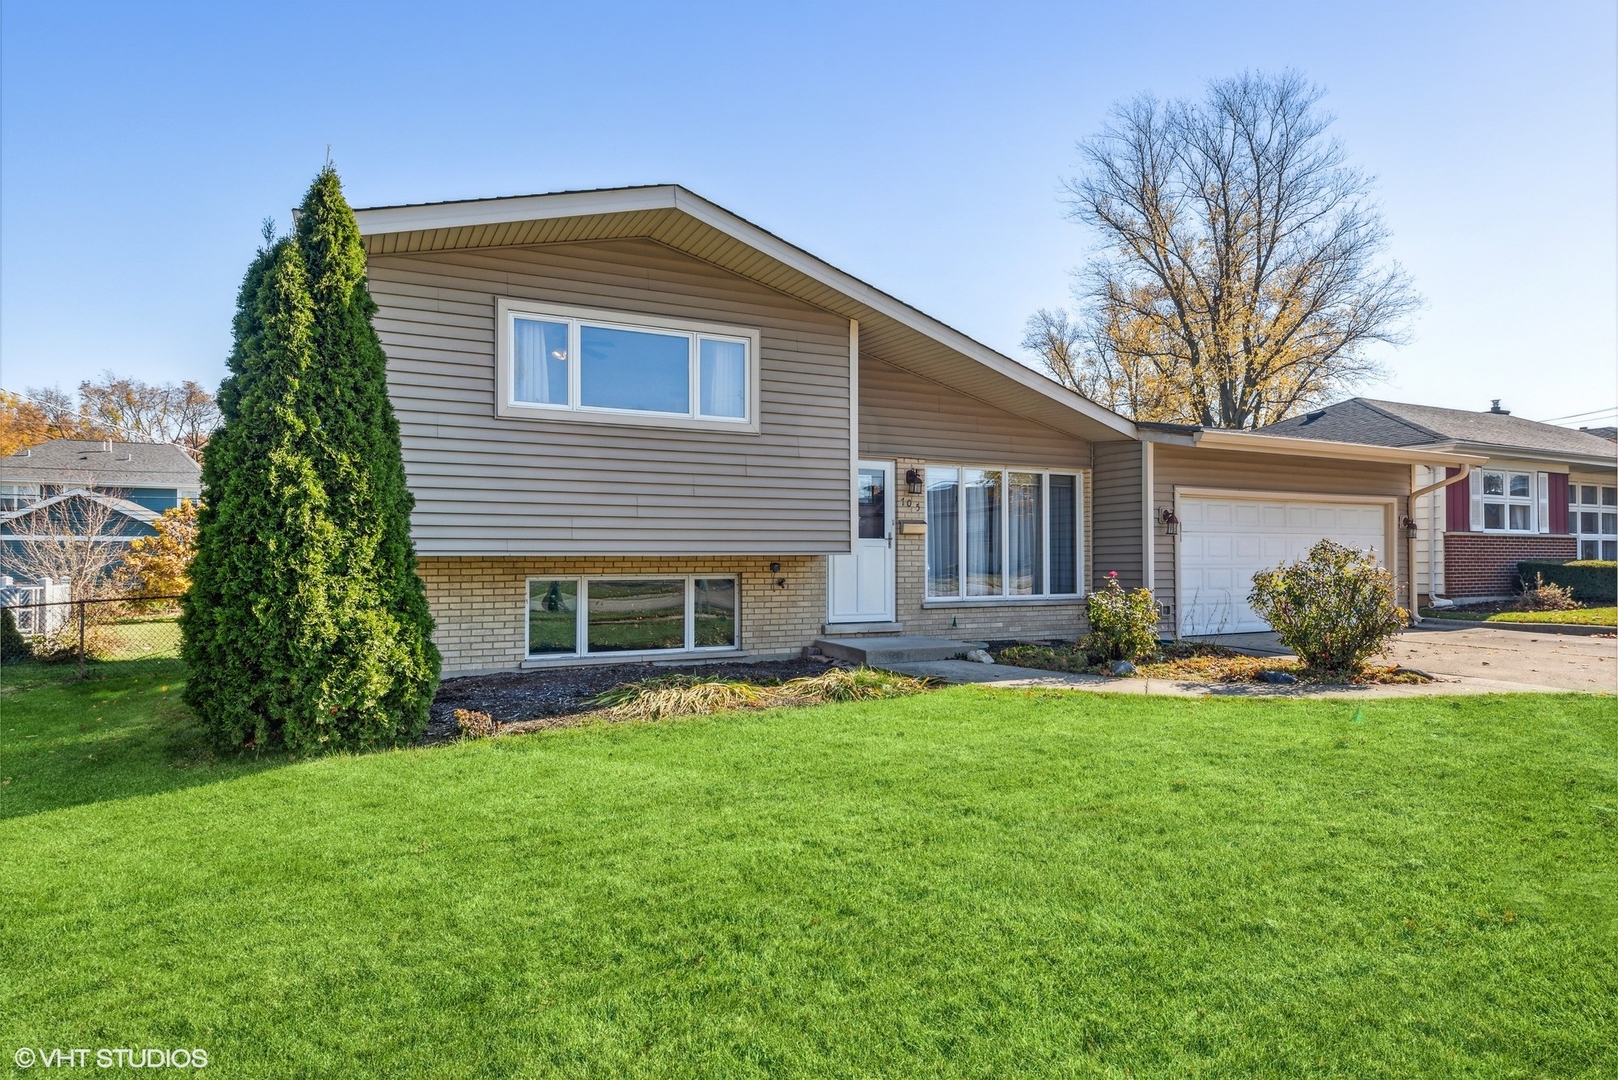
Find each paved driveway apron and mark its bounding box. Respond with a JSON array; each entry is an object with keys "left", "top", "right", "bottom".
[{"left": 1387, "top": 625, "right": 1617, "bottom": 693}]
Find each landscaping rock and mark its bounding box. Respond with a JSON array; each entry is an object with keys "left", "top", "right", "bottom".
[
  {"left": 1109, "top": 660, "right": 1138, "bottom": 676},
  {"left": 964, "top": 649, "right": 995, "bottom": 664},
  {"left": 1258, "top": 670, "right": 1298, "bottom": 684}
]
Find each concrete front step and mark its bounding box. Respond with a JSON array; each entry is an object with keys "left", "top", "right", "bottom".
[{"left": 815, "top": 634, "right": 987, "bottom": 665}]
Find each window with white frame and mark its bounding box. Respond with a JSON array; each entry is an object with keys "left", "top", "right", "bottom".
[
  {"left": 924, "top": 467, "right": 1081, "bottom": 600},
  {"left": 1570, "top": 483, "right": 1617, "bottom": 561},
  {"left": 526, "top": 575, "right": 738, "bottom": 658},
  {"left": 1480, "top": 470, "right": 1534, "bottom": 532},
  {"left": 499, "top": 301, "right": 757, "bottom": 427}
]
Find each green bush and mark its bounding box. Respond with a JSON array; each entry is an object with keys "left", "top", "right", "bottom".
[
  {"left": 182, "top": 167, "right": 439, "bottom": 754},
  {"left": 1248, "top": 539, "right": 1405, "bottom": 677},
  {"left": 1516, "top": 560, "right": 1616, "bottom": 604},
  {"left": 1085, "top": 572, "right": 1160, "bottom": 663},
  {"left": 1, "top": 607, "right": 32, "bottom": 663}
]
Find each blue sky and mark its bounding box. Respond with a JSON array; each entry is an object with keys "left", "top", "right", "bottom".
[{"left": 3, "top": 0, "right": 1614, "bottom": 427}]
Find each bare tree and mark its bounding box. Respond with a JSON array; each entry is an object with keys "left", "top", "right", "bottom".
[
  {"left": 4, "top": 492, "right": 132, "bottom": 600},
  {"left": 1029, "top": 71, "right": 1420, "bottom": 428},
  {"left": 10, "top": 373, "right": 220, "bottom": 459}
]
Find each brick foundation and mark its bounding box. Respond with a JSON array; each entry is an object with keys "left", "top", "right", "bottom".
[
  {"left": 1442, "top": 532, "right": 1576, "bottom": 599},
  {"left": 419, "top": 555, "right": 825, "bottom": 675}
]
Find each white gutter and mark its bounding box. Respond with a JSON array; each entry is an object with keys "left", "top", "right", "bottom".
[
  {"left": 1172, "top": 428, "right": 1491, "bottom": 469},
  {"left": 1406, "top": 464, "right": 1474, "bottom": 624}
]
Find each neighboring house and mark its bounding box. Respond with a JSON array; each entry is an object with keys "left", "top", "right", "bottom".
[
  {"left": 0, "top": 440, "right": 198, "bottom": 585},
  {"left": 1262, "top": 398, "right": 1618, "bottom": 602},
  {"left": 0, "top": 439, "right": 201, "bottom": 513},
  {"left": 352, "top": 186, "right": 1481, "bottom": 673},
  {"left": 0, "top": 488, "right": 161, "bottom": 585}
]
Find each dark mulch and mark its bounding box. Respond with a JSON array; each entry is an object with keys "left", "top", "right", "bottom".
[{"left": 424, "top": 657, "right": 834, "bottom": 743}]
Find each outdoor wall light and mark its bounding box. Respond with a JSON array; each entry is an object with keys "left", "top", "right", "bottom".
[
  {"left": 1157, "top": 507, "right": 1180, "bottom": 536},
  {"left": 905, "top": 468, "right": 924, "bottom": 495},
  {"left": 1399, "top": 516, "right": 1420, "bottom": 539}
]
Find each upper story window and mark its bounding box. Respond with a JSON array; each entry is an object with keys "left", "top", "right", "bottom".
[
  {"left": 496, "top": 300, "right": 759, "bottom": 431},
  {"left": 0, "top": 484, "right": 41, "bottom": 511},
  {"left": 924, "top": 466, "right": 1082, "bottom": 601},
  {"left": 1480, "top": 470, "right": 1534, "bottom": 532},
  {"left": 1570, "top": 483, "right": 1617, "bottom": 560}
]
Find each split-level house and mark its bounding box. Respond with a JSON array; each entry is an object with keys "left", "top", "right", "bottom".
[
  {"left": 1263, "top": 399, "right": 1618, "bottom": 602},
  {"left": 353, "top": 186, "right": 1483, "bottom": 673}
]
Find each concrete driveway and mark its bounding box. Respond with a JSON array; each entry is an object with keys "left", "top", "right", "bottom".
[{"left": 1205, "top": 625, "right": 1617, "bottom": 693}]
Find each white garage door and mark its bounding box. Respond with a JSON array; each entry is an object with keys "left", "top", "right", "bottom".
[{"left": 1177, "top": 496, "right": 1388, "bottom": 636}]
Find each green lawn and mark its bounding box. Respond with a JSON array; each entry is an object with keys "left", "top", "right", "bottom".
[
  {"left": 2, "top": 665, "right": 1615, "bottom": 1077},
  {"left": 1421, "top": 606, "right": 1617, "bottom": 626}
]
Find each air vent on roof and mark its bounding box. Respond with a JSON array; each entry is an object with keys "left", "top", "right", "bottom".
[
  {"left": 1489, "top": 399, "right": 1510, "bottom": 414},
  {"left": 1305, "top": 409, "right": 1326, "bottom": 422}
]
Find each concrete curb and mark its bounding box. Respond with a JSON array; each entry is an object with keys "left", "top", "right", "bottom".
[{"left": 1411, "top": 618, "right": 1615, "bottom": 637}]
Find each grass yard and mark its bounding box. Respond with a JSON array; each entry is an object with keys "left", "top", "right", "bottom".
[
  {"left": 1420, "top": 606, "right": 1617, "bottom": 626},
  {"left": 2, "top": 664, "right": 1615, "bottom": 1077}
]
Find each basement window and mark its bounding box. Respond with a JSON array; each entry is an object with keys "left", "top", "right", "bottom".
[
  {"left": 526, "top": 576, "right": 738, "bottom": 658},
  {"left": 498, "top": 300, "right": 758, "bottom": 430}
]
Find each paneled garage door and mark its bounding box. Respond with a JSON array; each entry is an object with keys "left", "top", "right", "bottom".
[{"left": 1177, "top": 496, "right": 1389, "bottom": 636}]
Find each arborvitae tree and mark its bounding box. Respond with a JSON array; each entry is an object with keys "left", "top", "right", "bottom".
[{"left": 182, "top": 167, "right": 439, "bottom": 752}]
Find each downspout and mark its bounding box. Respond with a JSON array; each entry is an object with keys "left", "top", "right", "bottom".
[{"left": 1406, "top": 464, "right": 1473, "bottom": 625}]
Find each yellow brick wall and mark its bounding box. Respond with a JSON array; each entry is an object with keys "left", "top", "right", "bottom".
[{"left": 419, "top": 555, "right": 826, "bottom": 675}]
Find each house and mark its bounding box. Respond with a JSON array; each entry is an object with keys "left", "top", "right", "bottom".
[
  {"left": 0, "top": 440, "right": 198, "bottom": 585},
  {"left": 1261, "top": 398, "right": 1618, "bottom": 602},
  {"left": 352, "top": 186, "right": 1483, "bottom": 673},
  {"left": 0, "top": 439, "right": 201, "bottom": 513}
]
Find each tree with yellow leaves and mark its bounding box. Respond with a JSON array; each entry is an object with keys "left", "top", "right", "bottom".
[{"left": 116, "top": 499, "right": 199, "bottom": 597}]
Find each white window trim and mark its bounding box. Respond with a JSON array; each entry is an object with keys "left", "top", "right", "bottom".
[
  {"left": 495, "top": 299, "right": 761, "bottom": 433},
  {"left": 524, "top": 574, "right": 741, "bottom": 660},
  {"left": 1479, "top": 470, "right": 1536, "bottom": 534},
  {"left": 923, "top": 465, "right": 1085, "bottom": 603}
]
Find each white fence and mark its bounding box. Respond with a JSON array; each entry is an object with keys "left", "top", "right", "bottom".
[{"left": 0, "top": 577, "right": 73, "bottom": 636}]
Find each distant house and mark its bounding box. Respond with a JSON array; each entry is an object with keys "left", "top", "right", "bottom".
[
  {"left": 0, "top": 439, "right": 200, "bottom": 513},
  {"left": 0, "top": 440, "right": 200, "bottom": 585},
  {"left": 1261, "top": 399, "right": 1618, "bottom": 601}
]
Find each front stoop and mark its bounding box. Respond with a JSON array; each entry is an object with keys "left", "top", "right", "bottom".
[{"left": 815, "top": 634, "right": 986, "bottom": 665}]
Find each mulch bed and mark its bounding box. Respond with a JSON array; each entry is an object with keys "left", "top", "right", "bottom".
[
  {"left": 424, "top": 657, "right": 834, "bottom": 743},
  {"left": 992, "top": 640, "right": 1430, "bottom": 686}
]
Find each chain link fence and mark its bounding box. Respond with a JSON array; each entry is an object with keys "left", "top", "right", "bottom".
[{"left": 2, "top": 595, "right": 184, "bottom": 678}]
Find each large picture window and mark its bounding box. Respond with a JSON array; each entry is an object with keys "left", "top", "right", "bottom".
[
  {"left": 925, "top": 466, "right": 1082, "bottom": 600},
  {"left": 499, "top": 301, "right": 758, "bottom": 428},
  {"left": 527, "top": 576, "right": 738, "bottom": 658},
  {"left": 1571, "top": 483, "right": 1617, "bottom": 561}
]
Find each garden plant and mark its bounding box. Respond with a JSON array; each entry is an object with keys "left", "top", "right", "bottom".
[{"left": 1248, "top": 539, "right": 1404, "bottom": 677}]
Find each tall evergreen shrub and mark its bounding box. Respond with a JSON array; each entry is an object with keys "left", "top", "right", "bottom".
[{"left": 182, "top": 167, "right": 439, "bottom": 752}]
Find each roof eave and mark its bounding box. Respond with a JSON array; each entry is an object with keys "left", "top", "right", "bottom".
[{"left": 1149, "top": 427, "right": 1490, "bottom": 468}]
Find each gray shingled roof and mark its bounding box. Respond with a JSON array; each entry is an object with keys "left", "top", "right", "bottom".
[
  {"left": 1260, "top": 399, "right": 1618, "bottom": 460},
  {"left": 0, "top": 439, "right": 201, "bottom": 489}
]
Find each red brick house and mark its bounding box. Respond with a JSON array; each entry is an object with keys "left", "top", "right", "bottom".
[{"left": 1262, "top": 398, "right": 1617, "bottom": 602}]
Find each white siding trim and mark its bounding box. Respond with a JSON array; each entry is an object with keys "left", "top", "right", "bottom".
[
  {"left": 848, "top": 319, "right": 859, "bottom": 552},
  {"left": 1142, "top": 440, "right": 1155, "bottom": 591}
]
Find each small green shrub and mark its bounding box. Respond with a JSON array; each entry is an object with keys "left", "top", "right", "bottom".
[
  {"left": 1, "top": 608, "right": 33, "bottom": 663},
  {"left": 1515, "top": 573, "right": 1580, "bottom": 612},
  {"left": 1248, "top": 539, "right": 1405, "bottom": 677},
  {"left": 1085, "top": 572, "right": 1160, "bottom": 662},
  {"left": 993, "top": 643, "right": 1096, "bottom": 673},
  {"left": 1517, "top": 560, "right": 1616, "bottom": 604}
]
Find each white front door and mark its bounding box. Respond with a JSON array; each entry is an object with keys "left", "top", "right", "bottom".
[{"left": 828, "top": 462, "right": 895, "bottom": 623}]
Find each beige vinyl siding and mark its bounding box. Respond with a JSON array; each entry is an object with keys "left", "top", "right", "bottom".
[
  {"left": 1091, "top": 441, "right": 1144, "bottom": 588},
  {"left": 1151, "top": 444, "right": 1411, "bottom": 622},
  {"left": 857, "top": 357, "right": 1088, "bottom": 467},
  {"left": 368, "top": 239, "right": 852, "bottom": 555}
]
